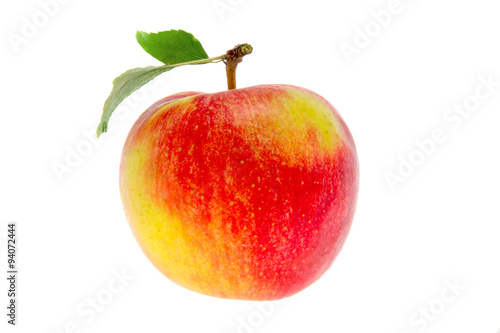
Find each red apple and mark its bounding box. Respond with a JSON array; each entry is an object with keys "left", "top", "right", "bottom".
[{"left": 120, "top": 84, "right": 359, "bottom": 300}]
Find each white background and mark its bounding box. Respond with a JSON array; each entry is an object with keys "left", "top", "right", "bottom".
[{"left": 1, "top": 0, "right": 500, "bottom": 332}]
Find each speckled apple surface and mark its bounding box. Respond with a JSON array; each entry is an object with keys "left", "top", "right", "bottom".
[{"left": 120, "top": 84, "right": 359, "bottom": 300}]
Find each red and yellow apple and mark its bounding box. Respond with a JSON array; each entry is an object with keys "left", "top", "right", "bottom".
[{"left": 119, "top": 84, "right": 359, "bottom": 300}]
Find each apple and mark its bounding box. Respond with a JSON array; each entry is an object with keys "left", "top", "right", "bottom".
[{"left": 119, "top": 84, "right": 359, "bottom": 300}]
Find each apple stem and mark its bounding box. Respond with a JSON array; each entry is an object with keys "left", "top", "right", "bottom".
[
  {"left": 224, "top": 44, "right": 253, "bottom": 90},
  {"left": 153, "top": 44, "right": 252, "bottom": 90}
]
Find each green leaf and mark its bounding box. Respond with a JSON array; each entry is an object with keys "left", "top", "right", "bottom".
[
  {"left": 97, "top": 30, "right": 214, "bottom": 138},
  {"left": 97, "top": 65, "right": 172, "bottom": 137},
  {"left": 136, "top": 30, "right": 209, "bottom": 65}
]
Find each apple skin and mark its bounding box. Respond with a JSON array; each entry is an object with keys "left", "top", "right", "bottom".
[{"left": 120, "top": 84, "right": 359, "bottom": 300}]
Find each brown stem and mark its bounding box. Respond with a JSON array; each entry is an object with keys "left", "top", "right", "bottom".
[{"left": 224, "top": 44, "right": 253, "bottom": 90}]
